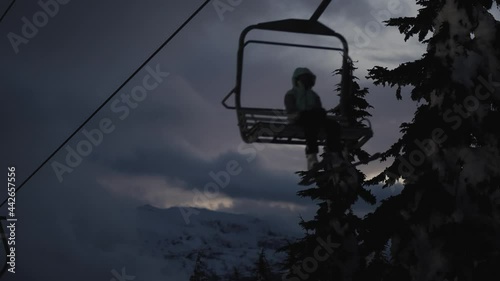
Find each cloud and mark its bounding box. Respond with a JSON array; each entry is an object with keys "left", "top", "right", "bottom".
[
  {"left": 103, "top": 144, "right": 305, "bottom": 204},
  {"left": 97, "top": 173, "right": 235, "bottom": 211},
  {"left": 0, "top": 0, "right": 433, "bottom": 279}
]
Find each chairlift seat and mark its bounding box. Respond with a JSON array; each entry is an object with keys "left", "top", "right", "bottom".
[{"left": 238, "top": 108, "right": 373, "bottom": 150}]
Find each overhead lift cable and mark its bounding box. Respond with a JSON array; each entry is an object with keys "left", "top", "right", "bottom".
[
  {"left": 0, "top": 0, "right": 211, "bottom": 209},
  {"left": 0, "top": 0, "right": 16, "bottom": 24}
]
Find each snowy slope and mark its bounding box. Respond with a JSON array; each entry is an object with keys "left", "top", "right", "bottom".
[{"left": 136, "top": 205, "right": 299, "bottom": 279}]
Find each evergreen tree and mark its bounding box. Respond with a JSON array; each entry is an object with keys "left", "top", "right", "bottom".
[
  {"left": 190, "top": 252, "right": 217, "bottom": 281},
  {"left": 333, "top": 59, "right": 374, "bottom": 163},
  {"left": 363, "top": 0, "right": 500, "bottom": 280},
  {"left": 281, "top": 61, "right": 377, "bottom": 281},
  {"left": 253, "top": 249, "right": 273, "bottom": 281},
  {"left": 226, "top": 266, "right": 243, "bottom": 281}
]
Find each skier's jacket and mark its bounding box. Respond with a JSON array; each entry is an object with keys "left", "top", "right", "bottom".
[{"left": 284, "top": 67, "right": 323, "bottom": 122}]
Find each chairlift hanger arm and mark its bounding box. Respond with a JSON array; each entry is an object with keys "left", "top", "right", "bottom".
[{"left": 310, "top": 0, "right": 332, "bottom": 21}]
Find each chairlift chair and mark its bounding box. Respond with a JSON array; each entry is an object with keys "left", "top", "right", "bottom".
[{"left": 222, "top": 0, "right": 374, "bottom": 152}]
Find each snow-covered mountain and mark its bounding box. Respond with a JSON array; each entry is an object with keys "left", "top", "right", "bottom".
[{"left": 136, "top": 205, "right": 300, "bottom": 279}]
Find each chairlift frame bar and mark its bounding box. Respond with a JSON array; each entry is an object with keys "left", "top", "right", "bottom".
[
  {"left": 223, "top": 21, "right": 351, "bottom": 100},
  {"left": 233, "top": 20, "right": 351, "bottom": 114},
  {"left": 222, "top": 39, "right": 345, "bottom": 110},
  {"left": 243, "top": 40, "right": 344, "bottom": 52}
]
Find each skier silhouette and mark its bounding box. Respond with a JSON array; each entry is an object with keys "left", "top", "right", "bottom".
[{"left": 284, "top": 67, "right": 344, "bottom": 170}]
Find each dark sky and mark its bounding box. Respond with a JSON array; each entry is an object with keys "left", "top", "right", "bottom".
[{"left": 1, "top": 0, "right": 498, "bottom": 280}]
